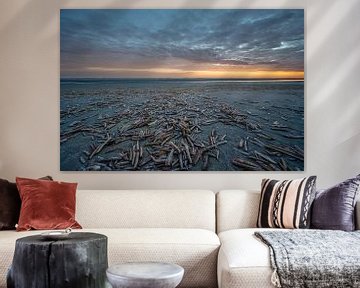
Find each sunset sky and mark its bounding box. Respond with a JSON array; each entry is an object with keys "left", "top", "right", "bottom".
[{"left": 60, "top": 9, "right": 304, "bottom": 79}]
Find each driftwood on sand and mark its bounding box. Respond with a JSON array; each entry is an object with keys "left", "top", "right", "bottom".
[{"left": 60, "top": 85, "right": 304, "bottom": 171}]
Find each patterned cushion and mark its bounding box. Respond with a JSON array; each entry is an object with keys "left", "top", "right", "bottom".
[{"left": 257, "top": 176, "right": 317, "bottom": 229}]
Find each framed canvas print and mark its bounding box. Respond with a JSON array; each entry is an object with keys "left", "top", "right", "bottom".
[{"left": 60, "top": 9, "right": 304, "bottom": 171}]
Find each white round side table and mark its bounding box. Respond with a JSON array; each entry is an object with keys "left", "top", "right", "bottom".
[{"left": 106, "top": 262, "right": 184, "bottom": 288}]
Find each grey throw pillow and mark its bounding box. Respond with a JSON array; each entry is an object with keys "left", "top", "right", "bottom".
[{"left": 311, "top": 174, "right": 360, "bottom": 231}]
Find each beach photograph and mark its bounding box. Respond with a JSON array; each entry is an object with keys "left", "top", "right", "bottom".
[{"left": 60, "top": 9, "right": 304, "bottom": 171}]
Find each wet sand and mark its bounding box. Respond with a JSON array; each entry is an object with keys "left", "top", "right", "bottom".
[{"left": 60, "top": 79, "right": 304, "bottom": 171}]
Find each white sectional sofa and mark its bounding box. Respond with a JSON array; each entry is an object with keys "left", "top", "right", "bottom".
[
  {"left": 1, "top": 189, "right": 359, "bottom": 288},
  {"left": 216, "top": 190, "right": 360, "bottom": 288},
  {"left": 0, "top": 190, "right": 219, "bottom": 288}
]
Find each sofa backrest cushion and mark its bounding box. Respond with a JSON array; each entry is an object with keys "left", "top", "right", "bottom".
[
  {"left": 76, "top": 190, "right": 216, "bottom": 231},
  {"left": 217, "top": 190, "right": 360, "bottom": 232},
  {"left": 216, "top": 190, "right": 260, "bottom": 233}
]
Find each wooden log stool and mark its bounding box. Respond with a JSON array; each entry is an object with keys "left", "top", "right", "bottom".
[{"left": 7, "top": 232, "right": 108, "bottom": 288}]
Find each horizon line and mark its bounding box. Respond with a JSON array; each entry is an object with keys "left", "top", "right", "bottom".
[{"left": 61, "top": 77, "right": 304, "bottom": 81}]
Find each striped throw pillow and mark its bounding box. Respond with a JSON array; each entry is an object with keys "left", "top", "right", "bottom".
[{"left": 257, "top": 176, "right": 317, "bottom": 229}]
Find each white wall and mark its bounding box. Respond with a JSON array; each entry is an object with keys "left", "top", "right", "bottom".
[{"left": 0, "top": 0, "right": 359, "bottom": 190}]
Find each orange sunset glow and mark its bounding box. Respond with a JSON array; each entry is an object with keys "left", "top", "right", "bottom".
[{"left": 84, "top": 66, "right": 304, "bottom": 79}]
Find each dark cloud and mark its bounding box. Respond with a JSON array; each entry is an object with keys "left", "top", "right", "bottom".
[{"left": 60, "top": 9, "right": 304, "bottom": 77}]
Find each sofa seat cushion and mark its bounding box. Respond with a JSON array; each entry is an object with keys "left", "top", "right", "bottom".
[
  {"left": 102, "top": 228, "right": 220, "bottom": 288},
  {"left": 0, "top": 228, "right": 219, "bottom": 288},
  {"left": 218, "top": 228, "right": 282, "bottom": 288}
]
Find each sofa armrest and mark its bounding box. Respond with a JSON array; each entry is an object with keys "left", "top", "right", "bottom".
[{"left": 356, "top": 200, "right": 360, "bottom": 230}]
